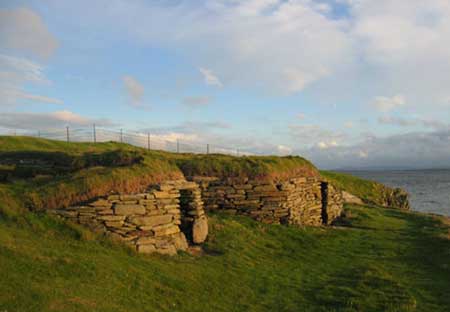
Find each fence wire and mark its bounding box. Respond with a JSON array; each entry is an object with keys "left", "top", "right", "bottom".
[{"left": 0, "top": 126, "right": 258, "bottom": 156}]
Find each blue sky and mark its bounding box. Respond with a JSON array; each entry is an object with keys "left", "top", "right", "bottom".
[{"left": 1, "top": 0, "right": 450, "bottom": 169}]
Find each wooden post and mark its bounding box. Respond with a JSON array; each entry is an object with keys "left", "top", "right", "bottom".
[
  {"left": 93, "top": 124, "right": 96, "bottom": 143},
  {"left": 207, "top": 144, "right": 210, "bottom": 154},
  {"left": 147, "top": 133, "right": 150, "bottom": 150},
  {"left": 120, "top": 129, "right": 123, "bottom": 143},
  {"left": 38, "top": 130, "right": 40, "bottom": 138},
  {"left": 237, "top": 148, "right": 239, "bottom": 157},
  {"left": 177, "top": 140, "right": 180, "bottom": 153},
  {"left": 66, "top": 126, "right": 69, "bottom": 142}
]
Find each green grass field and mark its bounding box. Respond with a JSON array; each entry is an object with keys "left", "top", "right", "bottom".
[
  {"left": 1, "top": 136, "right": 449, "bottom": 311},
  {"left": 1, "top": 205, "right": 449, "bottom": 311}
]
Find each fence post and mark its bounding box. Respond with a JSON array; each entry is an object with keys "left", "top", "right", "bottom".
[
  {"left": 66, "top": 126, "right": 70, "bottom": 142},
  {"left": 120, "top": 129, "right": 123, "bottom": 143},
  {"left": 38, "top": 130, "right": 40, "bottom": 138},
  {"left": 93, "top": 124, "right": 96, "bottom": 143},
  {"left": 237, "top": 148, "right": 239, "bottom": 157},
  {"left": 207, "top": 144, "right": 210, "bottom": 154},
  {"left": 177, "top": 140, "right": 180, "bottom": 153},
  {"left": 147, "top": 133, "right": 150, "bottom": 150}
]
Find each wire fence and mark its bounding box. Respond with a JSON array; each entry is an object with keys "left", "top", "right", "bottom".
[{"left": 0, "top": 125, "right": 258, "bottom": 156}]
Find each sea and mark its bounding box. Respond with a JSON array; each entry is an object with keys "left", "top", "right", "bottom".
[{"left": 341, "top": 169, "right": 450, "bottom": 217}]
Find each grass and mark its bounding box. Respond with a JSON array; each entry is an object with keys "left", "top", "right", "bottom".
[
  {"left": 321, "top": 170, "right": 404, "bottom": 207},
  {"left": 1, "top": 136, "right": 449, "bottom": 311},
  {"left": 0, "top": 205, "right": 449, "bottom": 311},
  {"left": 0, "top": 136, "right": 318, "bottom": 213}
]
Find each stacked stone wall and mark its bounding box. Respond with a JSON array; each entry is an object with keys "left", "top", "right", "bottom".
[
  {"left": 51, "top": 180, "right": 207, "bottom": 255},
  {"left": 193, "top": 176, "right": 342, "bottom": 226}
]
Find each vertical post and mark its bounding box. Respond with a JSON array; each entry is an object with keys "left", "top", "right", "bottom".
[
  {"left": 120, "top": 129, "right": 123, "bottom": 143},
  {"left": 177, "top": 139, "right": 180, "bottom": 153},
  {"left": 147, "top": 133, "right": 150, "bottom": 150},
  {"left": 38, "top": 130, "right": 40, "bottom": 138},
  {"left": 207, "top": 144, "right": 210, "bottom": 154},
  {"left": 93, "top": 124, "right": 96, "bottom": 143},
  {"left": 66, "top": 126, "right": 70, "bottom": 142},
  {"left": 237, "top": 148, "right": 240, "bottom": 157}
]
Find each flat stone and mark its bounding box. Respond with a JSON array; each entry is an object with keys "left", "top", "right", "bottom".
[
  {"left": 127, "top": 214, "right": 173, "bottom": 227},
  {"left": 98, "top": 215, "right": 126, "bottom": 222},
  {"left": 89, "top": 199, "right": 111, "bottom": 207},
  {"left": 105, "top": 220, "right": 124, "bottom": 228},
  {"left": 113, "top": 204, "right": 146, "bottom": 215},
  {"left": 153, "top": 224, "right": 180, "bottom": 237}
]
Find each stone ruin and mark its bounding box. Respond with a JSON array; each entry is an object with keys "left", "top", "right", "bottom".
[
  {"left": 51, "top": 180, "right": 208, "bottom": 255},
  {"left": 51, "top": 176, "right": 343, "bottom": 255}
]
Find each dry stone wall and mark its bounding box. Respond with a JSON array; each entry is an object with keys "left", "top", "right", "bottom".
[
  {"left": 193, "top": 176, "right": 343, "bottom": 226},
  {"left": 50, "top": 175, "right": 343, "bottom": 255},
  {"left": 50, "top": 180, "right": 208, "bottom": 255}
]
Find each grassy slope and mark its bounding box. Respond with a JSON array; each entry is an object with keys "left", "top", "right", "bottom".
[
  {"left": 0, "top": 206, "right": 449, "bottom": 311},
  {"left": 321, "top": 170, "right": 395, "bottom": 205},
  {"left": 1, "top": 136, "right": 449, "bottom": 311}
]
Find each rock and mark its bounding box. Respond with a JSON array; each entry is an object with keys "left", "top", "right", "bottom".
[
  {"left": 98, "top": 215, "right": 126, "bottom": 221},
  {"left": 105, "top": 220, "right": 124, "bottom": 228},
  {"left": 89, "top": 199, "right": 111, "bottom": 207},
  {"left": 113, "top": 204, "right": 146, "bottom": 215},
  {"left": 127, "top": 215, "right": 173, "bottom": 227},
  {"left": 171, "top": 232, "right": 189, "bottom": 250},
  {"left": 342, "top": 191, "right": 364, "bottom": 205},
  {"left": 137, "top": 244, "right": 156, "bottom": 254},
  {"left": 153, "top": 224, "right": 180, "bottom": 237},
  {"left": 192, "top": 216, "right": 208, "bottom": 244},
  {"left": 156, "top": 244, "right": 178, "bottom": 256}
]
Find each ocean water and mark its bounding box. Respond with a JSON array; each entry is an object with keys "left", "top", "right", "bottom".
[{"left": 342, "top": 169, "right": 450, "bottom": 217}]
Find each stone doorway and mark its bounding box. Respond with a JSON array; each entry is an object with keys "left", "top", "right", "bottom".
[{"left": 178, "top": 185, "right": 208, "bottom": 244}]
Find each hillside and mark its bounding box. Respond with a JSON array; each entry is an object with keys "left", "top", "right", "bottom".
[{"left": 1, "top": 136, "right": 449, "bottom": 311}]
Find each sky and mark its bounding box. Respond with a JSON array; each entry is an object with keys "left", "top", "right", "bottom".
[{"left": 1, "top": 0, "right": 450, "bottom": 169}]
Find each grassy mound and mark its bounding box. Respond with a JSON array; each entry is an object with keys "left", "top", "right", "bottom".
[
  {"left": 0, "top": 205, "right": 449, "bottom": 311},
  {"left": 0, "top": 136, "right": 318, "bottom": 213}
]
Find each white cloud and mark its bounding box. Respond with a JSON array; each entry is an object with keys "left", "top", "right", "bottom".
[
  {"left": 317, "top": 140, "right": 339, "bottom": 150},
  {"left": 0, "top": 54, "right": 62, "bottom": 106},
  {"left": 0, "top": 110, "right": 116, "bottom": 130},
  {"left": 122, "top": 75, "right": 145, "bottom": 107},
  {"left": 199, "top": 68, "right": 223, "bottom": 87},
  {"left": 378, "top": 115, "right": 449, "bottom": 130},
  {"left": 277, "top": 144, "right": 292, "bottom": 155},
  {"left": 289, "top": 124, "right": 346, "bottom": 147},
  {"left": 0, "top": 7, "right": 58, "bottom": 58},
  {"left": 372, "top": 95, "right": 405, "bottom": 112}
]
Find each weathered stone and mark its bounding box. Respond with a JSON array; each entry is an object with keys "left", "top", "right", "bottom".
[
  {"left": 104, "top": 220, "right": 124, "bottom": 228},
  {"left": 89, "top": 199, "right": 111, "bottom": 207},
  {"left": 127, "top": 215, "right": 173, "bottom": 227},
  {"left": 98, "top": 215, "right": 126, "bottom": 222},
  {"left": 153, "top": 224, "right": 180, "bottom": 237},
  {"left": 113, "top": 204, "right": 146, "bottom": 215},
  {"left": 120, "top": 194, "right": 141, "bottom": 201},
  {"left": 137, "top": 244, "right": 156, "bottom": 254},
  {"left": 192, "top": 216, "right": 208, "bottom": 244},
  {"left": 171, "top": 232, "right": 189, "bottom": 250}
]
